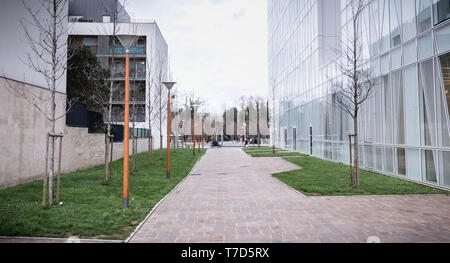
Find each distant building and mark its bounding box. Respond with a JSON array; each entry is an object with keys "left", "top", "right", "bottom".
[
  {"left": 268, "top": 0, "right": 450, "bottom": 189},
  {"left": 68, "top": 0, "right": 130, "bottom": 23},
  {"left": 0, "top": 0, "right": 169, "bottom": 188},
  {"left": 68, "top": 0, "right": 169, "bottom": 133}
]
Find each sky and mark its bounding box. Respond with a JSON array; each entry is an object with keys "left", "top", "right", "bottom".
[{"left": 126, "top": 0, "right": 268, "bottom": 114}]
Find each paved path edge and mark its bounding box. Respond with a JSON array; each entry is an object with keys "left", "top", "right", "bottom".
[
  {"left": 0, "top": 236, "right": 122, "bottom": 243},
  {"left": 125, "top": 153, "right": 207, "bottom": 243}
]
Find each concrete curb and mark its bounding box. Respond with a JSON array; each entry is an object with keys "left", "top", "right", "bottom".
[
  {"left": 271, "top": 176, "right": 308, "bottom": 198},
  {"left": 124, "top": 151, "right": 207, "bottom": 243},
  {"left": 241, "top": 148, "right": 307, "bottom": 198},
  {"left": 0, "top": 236, "right": 122, "bottom": 243}
]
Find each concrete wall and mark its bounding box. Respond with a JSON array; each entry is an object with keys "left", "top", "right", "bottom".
[
  {"left": 61, "top": 127, "right": 148, "bottom": 174},
  {"left": 0, "top": 78, "right": 149, "bottom": 189}
]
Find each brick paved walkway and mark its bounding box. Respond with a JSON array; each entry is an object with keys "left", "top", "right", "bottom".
[{"left": 129, "top": 147, "right": 450, "bottom": 243}]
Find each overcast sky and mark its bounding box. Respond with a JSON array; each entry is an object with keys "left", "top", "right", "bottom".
[{"left": 126, "top": 0, "right": 268, "bottom": 114}]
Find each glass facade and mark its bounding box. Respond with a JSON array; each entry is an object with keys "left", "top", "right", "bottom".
[{"left": 268, "top": 0, "right": 450, "bottom": 189}]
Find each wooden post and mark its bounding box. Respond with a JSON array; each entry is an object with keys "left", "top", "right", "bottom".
[
  {"left": 56, "top": 136, "right": 63, "bottom": 204},
  {"left": 109, "top": 136, "right": 114, "bottom": 179},
  {"left": 42, "top": 133, "right": 50, "bottom": 208},
  {"left": 348, "top": 134, "right": 353, "bottom": 186}
]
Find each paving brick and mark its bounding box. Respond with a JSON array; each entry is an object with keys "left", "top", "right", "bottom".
[{"left": 129, "top": 148, "right": 450, "bottom": 243}]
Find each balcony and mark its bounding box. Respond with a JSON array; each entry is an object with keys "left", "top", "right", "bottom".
[
  {"left": 109, "top": 46, "right": 146, "bottom": 55},
  {"left": 112, "top": 71, "right": 146, "bottom": 81}
]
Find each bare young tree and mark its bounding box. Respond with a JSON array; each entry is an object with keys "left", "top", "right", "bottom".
[
  {"left": 253, "top": 96, "right": 265, "bottom": 148},
  {"left": 153, "top": 51, "right": 168, "bottom": 160},
  {"left": 101, "top": 0, "right": 128, "bottom": 184},
  {"left": 130, "top": 52, "right": 138, "bottom": 173},
  {"left": 145, "top": 43, "right": 157, "bottom": 165},
  {"left": 270, "top": 78, "right": 277, "bottom": 154},
  {"left": 332, "top": 0, "right": 375, "bottom": 188},
  {"left": 16, "top": 0, "right": 71, "bottom": 207}
]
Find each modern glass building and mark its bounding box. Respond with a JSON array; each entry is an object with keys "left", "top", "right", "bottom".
[{"left": 268, "top": 0, "right": 450, "bottom": 189}]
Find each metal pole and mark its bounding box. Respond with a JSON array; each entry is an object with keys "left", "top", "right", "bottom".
[
  {"left": 167, "top": 90, "right": 171, "bottom": 179},
  {"left": 123, "top": 50, "right": 130, "bottom": 209},
  {"left": 192, "top": 105, "right": 195, "bottom": 156}
]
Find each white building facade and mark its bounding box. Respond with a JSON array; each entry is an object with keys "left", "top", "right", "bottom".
[
  {"left": 268, "top": 0, "right": 450, "bottom": 189},
  {"left": 69, "top": 21, "right": 169, "bottom": 131}
]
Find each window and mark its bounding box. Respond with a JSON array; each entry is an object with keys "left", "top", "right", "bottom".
[
  {"left": 397, "top": 148, "right": 407, "bottom": 175},
  {"left": 383, "top": 75, "right": 393, "bottom": 143},
  {"left": 102, "top": 16, "right": 110, "bottom": 23},
  {"left": 381, "top": 0, "right": 391, "bottom": 53},
  {"left": 406, "top": 149, "right": 421, "bottom": 180},
  {"left": 418, "top": 32, "right": 432, "bottom": 60},
  {"left": 390, "top": 0, "right": 402, "bottom": 47},
  {"left": 435, "top": 23, "right": 450, "bottom": 54},
  {"left": 404, "top": 40, "right": 417, "bottom": 65},
  {"left": 69, "top": 15, "right": 83, "bottom": 22},
  {"left": 365, "top": 146, "right": 373, "bottom": 169},
  {"left": 433, "top": 0, "right": 450, "bottom": 25},
  {"left": 293, "top": 127, "right": 297, "bottom": 150},
  {"left": 422, "top": 150, "right": 437, "bottom": 182},
  {"left": 436, "top": 53, "right": 450, "bottom": 147},
  {"left": 374, "top": 146, "right": 383, "bottom": 172},
  {"left": 419, "top": 59, "right": 436, "bottom": 146},
  {"left": 370, "top": 0, "right": 380, "bottom": 57},
  {"left": 381, "top": 54, "right": 389, "bottom": 74},
  {"left": 441, "top": 151, "right": 450, "bottom": 186},
  {"left": 392, "top": 71, "right": 405, "bottom": 144},
  {"left": 404, "top": 65, "right": 420, "bottom": 146},
  {"left": 417, "top": 0, "right": 432, "bottom": 33},
  {"left": 391, "top": 47, "right": 402, "bottom": 70},
  {"left": 402, "top": 0, "right": 416, "bottom": 41},
  {"left": 384, "top": 147, "right": 394, "bottom": 174}
]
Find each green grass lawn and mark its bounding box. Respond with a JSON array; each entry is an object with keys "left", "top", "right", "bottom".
[
  {"left": 0, "top": 148, "right": 204, "bottom": 240},
  {"left": 243, "top": 147, "right": 301, "bottom": 158},
  {"left": 244, "top": 149, "right": 448, "bottom": 196}
]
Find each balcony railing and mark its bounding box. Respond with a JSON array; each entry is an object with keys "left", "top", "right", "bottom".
[
  {"left": 112, "top": 71, "right": 146, "bottom": 79},
  {"left": 109, "top": 46, "right": 146, "bottom": 55}
]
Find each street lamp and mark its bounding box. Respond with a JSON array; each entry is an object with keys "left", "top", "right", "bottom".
[
  {"left": 163, "top": 82, "right": 176, "bottom": 179},
  {"left": 117, "top": 34, "right": 138, "bottom": 209}
]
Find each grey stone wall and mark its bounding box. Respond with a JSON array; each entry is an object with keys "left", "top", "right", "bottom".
[{"left": 0, "top": 77, "right": 148, "bottom": 189}]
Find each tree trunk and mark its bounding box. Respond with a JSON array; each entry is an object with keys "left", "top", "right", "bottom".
[
  {"left": 160, "top": 134, "right": 163, "bottom": 160},
  {"left": 353, "top": 118, "right": 360, "bottom": 188},
  {"left": 148, "top": 135, "right": 153, "bottom": 165},
  {"left": 105, "top": 18, "right": 117, "bottom": 184},
  {"left": 257, "top": 102, "right": 261, "bottom": 148},
  {"left": 173, "top": 135, "right": 176, "bottom": 152},
  {"left": 103, "top": 134, "right": 109, "bottom": 184},
  {"left": 48, "top": 1, "right": 57, "bottom": 207}
]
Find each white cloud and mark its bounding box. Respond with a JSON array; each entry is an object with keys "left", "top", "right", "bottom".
[{"left": 126, "top": 0, "right": 268, "bottom": 114}]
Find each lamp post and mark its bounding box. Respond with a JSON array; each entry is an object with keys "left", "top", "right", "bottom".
[
  {"left": 117, "top": 35, "right": 138, "bottom": 209},
  {"left": 191, "top": 100, "right": 195, "bottom": 156},
  {"left": 163, "top": 82, "right": 176, "bottom": 179}
]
